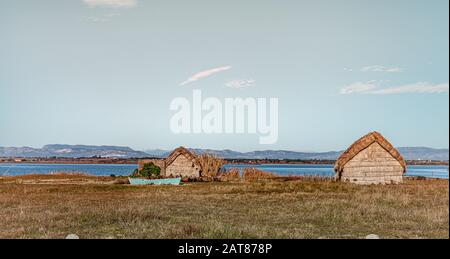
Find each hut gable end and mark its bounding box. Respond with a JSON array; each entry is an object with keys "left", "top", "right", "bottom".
[
  {"left": 335, "top": 132, "right": 406, "bottom": 174},
  {"left": 165, "top": 147, "right": 201, "bottom": 168},
  {"left": 334, "top": 132, "right": 406, "bottom": 185},
  {"left": 164, "top": 147, "right": 202, "bottom": 178}
]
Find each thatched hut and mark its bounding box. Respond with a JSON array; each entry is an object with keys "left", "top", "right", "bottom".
[
  {"left": 138, "top": 147, "right": 202, "bottom": 178},
  {"left": 334, "top": 132, "right": 406, "bottom": 185},
  {"left": 165, "top": 147, "right": 202, "bottom": 178}
]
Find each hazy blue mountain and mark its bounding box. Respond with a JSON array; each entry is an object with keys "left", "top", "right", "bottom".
[
  {"left": 143, "top": 149, "right": 171, "bottom": 158},
  {"left": 396, "top": 147, "right": 449, "bottom": 161},
  {"left": 147, "top": 147, "right": 449, "bottom": 161},
  {"left": 187, "top": 149, "right": 342, "bottom": 160},
  {"left": 1, "top": 145, "right": 448, "bottom": 160},
  {"left": 0, "top": 146, "right": 45, "bottom": 157},
  {"left": 0, "top": 144, "right": 149, "bottom": 158}
]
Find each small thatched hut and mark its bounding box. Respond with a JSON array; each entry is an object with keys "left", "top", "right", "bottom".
[
  {"left": 165, "top": 147, "right": 202, "bottom": 178},
  {"left": 334, "top": 132, "right": 406, "bottom": 185},
  {"left": 138, "top": 147, "right": 202, "bottom": 178}
]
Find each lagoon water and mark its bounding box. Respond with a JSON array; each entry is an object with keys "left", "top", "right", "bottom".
[
  {"left": 0, "top": 163, "right": 448, "bottom": 179},
  {"left": 0, "top": 163, "right": 136, "bottom": 177},
  {"left": 223, "top": 164, "right": 449, "bottom": 179}
]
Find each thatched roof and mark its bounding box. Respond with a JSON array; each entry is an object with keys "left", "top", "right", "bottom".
[
  {"left": 165, "top": 146, "right": 202, "bottom": 169},
  {"left": 334, "top": 132, "right": 406, "bottom": 173}
]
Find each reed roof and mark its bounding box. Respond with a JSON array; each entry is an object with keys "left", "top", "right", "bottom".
[
  {"left": 334, "top": 132, "right": 406, "bottom": 173},
  {"left": 165, "top": 146, "right": 202, "bottom": 169}
]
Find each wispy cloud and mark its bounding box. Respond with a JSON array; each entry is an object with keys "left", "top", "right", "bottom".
[
  {"left": 180, "top": 66, "right": 232, "bottom": 86},
  {"left": 86, "top": 17, "right": 109, "bottom": 23},
  {"left": 361, "top": 65, "right": 403, "bottom": 73},
  {"left": 105, "top": 13, "right": 121, "bottom": 17},
  {"left": 371, "top": 82, "right": 449, "bottom": 94},
  {"left": 340, "top": 81, "right": 449, "bottom": 95},
  {"left": 340, "top": 81, "right": 378, "bottom": 94},
  {"left": 225, "top": 79, "right": 256, "bottom": 89},
  {"left": 86, "top": 13, "right": 121, "bottom": 23},
  {"left": 83, "top": 0, "right": 137, "bottom": 8}
]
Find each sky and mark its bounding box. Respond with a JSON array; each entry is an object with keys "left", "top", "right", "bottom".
[{"left": 0, "top": 0, "right": 448, "bottom": 152}]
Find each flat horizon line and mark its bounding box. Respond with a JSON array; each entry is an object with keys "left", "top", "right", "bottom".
[{"left": 1, "top": 144, "right": 449, "bottom": 153}]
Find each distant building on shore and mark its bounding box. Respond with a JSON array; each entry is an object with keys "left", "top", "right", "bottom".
[
  {"left": 334, "top": 132, "right": 406, "bottom": 185},
  {"left": 138, "top": 147, "right": 202, "bottom": 178}
]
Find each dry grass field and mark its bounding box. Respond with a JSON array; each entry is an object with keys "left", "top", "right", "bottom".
[{"left": 0, "top": 174, "right": 448, "bottom": 239}]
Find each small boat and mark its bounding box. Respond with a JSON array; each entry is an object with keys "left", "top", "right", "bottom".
[{"left": 128, "top": 177, "right": 182, "bottom": 186}]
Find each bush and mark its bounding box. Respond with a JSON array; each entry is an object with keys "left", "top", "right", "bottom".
[{"left": 131, "top": 163, "right": 161, "bottom": 178}]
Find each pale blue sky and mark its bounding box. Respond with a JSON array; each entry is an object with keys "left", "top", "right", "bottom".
[{"left": 0, "top": 0, "right": 448, "bottom": 152}]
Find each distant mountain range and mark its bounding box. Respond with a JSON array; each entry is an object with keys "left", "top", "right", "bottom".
[
  {"left": 0, "top": 145, "right": 448, "bottom": 160},
  {"left": 0, "top": 144, "right": 148, "bottom": 158},
  {"left": 146, "top": 147, "right": 449, "bottom": 161},
  {"left": 396, "top": 147, "right": 449, "bottom": 161}
]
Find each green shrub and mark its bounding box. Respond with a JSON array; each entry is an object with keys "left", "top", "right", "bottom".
[{"left": 131, "top": 163, "right": 161, "bottom": 178}]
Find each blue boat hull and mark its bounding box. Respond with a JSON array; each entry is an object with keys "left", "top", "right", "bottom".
[{"left": 128, "top": 177, "right": 181, "bottom": 186}]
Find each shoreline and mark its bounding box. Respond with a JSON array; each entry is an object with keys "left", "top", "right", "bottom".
[{"left": 1, "top": 157, "right": 448, "bottom": 166}]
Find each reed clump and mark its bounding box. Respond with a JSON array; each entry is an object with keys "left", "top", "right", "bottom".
[
  {"left": 242, "top": 168, "right": 276, "bottom": 181},
  {"left": 197, "top": 154, "right": 225, "bottom": 178},
  {"left": 218, "top": 168, "right": 241, "bottom": 181},
  {"left": 218, "top": 167, "right": 276, "bottom": 182}
]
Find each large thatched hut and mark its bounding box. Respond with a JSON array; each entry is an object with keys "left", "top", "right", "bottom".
[
  {"left": 138, "top": 147, "right": 202, "bottom": 178},
  {"left": 334, "top": 132, "right": 406, "bottom": 185}
]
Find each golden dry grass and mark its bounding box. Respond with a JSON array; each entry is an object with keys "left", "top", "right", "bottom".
[{"left": 0, "top": 175, "right": 448, "bottom": 239}]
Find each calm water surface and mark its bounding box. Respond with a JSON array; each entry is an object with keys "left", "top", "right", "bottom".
[
  {"left": 223, "top": 164, "right": 449, "bottom": 179},
  {"left": 0, "top": 163, "right": 448, "bottom": 179}
]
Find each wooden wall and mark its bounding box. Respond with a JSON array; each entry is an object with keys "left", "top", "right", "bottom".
[
  {"left": 339, "top": 142, "right": 404, "bottom": 185},
  {"left": 165, "top": 155, "right": 201, "bottom": 178}
]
